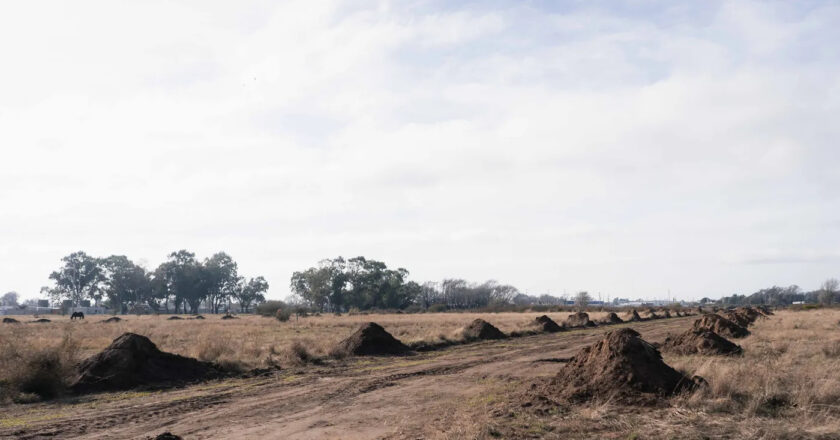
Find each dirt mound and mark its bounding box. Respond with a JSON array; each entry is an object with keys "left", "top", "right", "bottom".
[
  {"left": 154, "top": 433, "right": 182, "bottom": 440},
  {"left": 693, "top": 314, "right": 750, "bottom": 339},
  {"left": 645, "top": 309, "right": 661, "bottom": 319},
  {"left": 31, "top": 318, "right": 51, "bottom": 323},
  {"left": 674, "top": 310, "right": 684, "bottom": 317},
  {"left": 102, "top": 317, "right": 122, "bottom": 323},
  {"left": 2, "top": 317, "right": 20, "bottom": 324},
  {"left": 540, "top": 328, "right": 703, "bottom": 404},
  {"left": 332, "top": 322, "right": 410, "bottom": 356},
  {"left": 167, "top": 316, "right": 183, "bottom": 320},
  {"left": 625, "top": 309, "right": 643, "bottom": 322},
  {"left": 757, "top": 305, "right": 774, "bottom": 315},
  {"left": 532, "top": 315, "right": 564, "bottom": 332},
  {"left": 736, "top": 307, "right": 763, "bottom": 324},
  {"left": 565, "top": 312, "right": 596, "bottom": 328},
  {"left": 221, "top": 314, "right": 237, "bottom": 320},
  {"left": 462, "top": 319, "right": 507, "bottom": 340},
  {"left": 662, "top": 329, "right": 743, "bottom": 356},
  {"left": 600, "top": 312, "right": 623, "bottom": 325},
  {"left": 71, "top": 333, "right": 223, "bottom": 394},
  {"left": 193, "top": 315, "right": 205, "bottom": 320},
  {"left": 662, "top": 310, "right": 672, "bottom": 318}
]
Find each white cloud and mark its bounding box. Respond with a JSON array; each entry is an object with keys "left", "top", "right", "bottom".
[{"left": 1, "top": 0, "right": 839, "bottom": 300}]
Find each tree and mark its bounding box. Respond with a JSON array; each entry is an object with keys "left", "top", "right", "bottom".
[
  {"left": 45, "top": 251, "right": 104, "bottom": 306},
  {"left": 101, "top": 255, "right": 151, "bottom": 314},
  {"left": 203, "top": 252, "right": 239, "bottom": 314},
  {"left": 155, "top": 250, "right": 206, "bottom": 314},
  {"left": 819, "top": 278, "right": 839, "bottom": 305},
  {"left": 234, "top": 276, "right": 269, "bottom": 313},
  {"left": 1, "top": 291, "right": 19, "bottom": 306},
  {"left": 290, "top": 267, "right": 333, "bottom": 312},
  {"left": 575, "top": 291, "right": 591, "bottom": 310}
]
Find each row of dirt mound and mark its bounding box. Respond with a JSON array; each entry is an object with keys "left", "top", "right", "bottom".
[
  {"left": 530, "top": 306, "right": 774, "bottom": 406},
  {"left": 536, "top": 328, "right": 705, "bottom": 405},
  {"left": 532, "top": 315, "right": 564, "bottom": 332}
]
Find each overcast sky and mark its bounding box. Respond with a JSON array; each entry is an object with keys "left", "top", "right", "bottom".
[{"left": 1, "top": 1, "right": 839, "bottom": 301}]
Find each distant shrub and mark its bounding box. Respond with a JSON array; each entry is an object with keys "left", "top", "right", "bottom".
[
  {"left": 427, "top": 304, "right": 448, "bottom": 313},
  {"left": 275, "top": 308, "right": 292, "bottom": 322},
  {"left": 256, "top": 300, "right": 286, "bottom": 317},
  {"left": 403, "top": 304, "right": 424, "bottom": 314}
]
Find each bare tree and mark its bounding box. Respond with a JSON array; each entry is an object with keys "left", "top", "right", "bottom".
[
  {"left": 1, "top": 291, "right": 19, "bottom": 306},
  {"left": 575, "top": 291, "right": 591, "bottom": 311},
  {"left": 820, "top": 278, "right": 839, "bottom": 305}
]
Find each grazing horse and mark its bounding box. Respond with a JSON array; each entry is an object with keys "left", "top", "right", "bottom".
[{"left": 71, "top": 311, "right": 85, "bottom": 320}]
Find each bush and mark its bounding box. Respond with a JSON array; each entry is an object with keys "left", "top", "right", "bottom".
[
  {"left": 427, "top": 304, "right": 448, "bottom": 313},
  {"left": 256, "top": 300, "right": 286, "bottom": 317},
  {"left": 275, "top": 308, "right": 292, "bottom": 322},
  {"left": 403, "top": 304, "right": 424, "bottom": 314}
]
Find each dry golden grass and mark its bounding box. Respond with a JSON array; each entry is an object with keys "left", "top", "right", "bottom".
[
  {"left": 0, "top": 310, "right": 604, "bottom": 379},
  {"left": 480, "top": 309, "right": 840, "bottom": 439}
]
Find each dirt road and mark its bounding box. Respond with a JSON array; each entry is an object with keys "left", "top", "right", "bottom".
[{"left": 1, "top": 317, "right": 697, "bottom": 439}]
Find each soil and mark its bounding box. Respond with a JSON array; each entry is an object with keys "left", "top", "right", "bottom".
[
  {"left": 2, "top": 317, "right": 20, "bottom": 324},
  {"left": 331, "top": 322, "right": 411, "bottom": 356},
  {"left": 221, "top": 314, "right": 237, "bottom": 320},
  {"left": 661, "top": 329, "right": 742, "bottom": 355},
  {"left": 462, "top": 318, "right": 507, "bottom": 340},
  {"left": 532, "top": 315, "right": 564, "bottom": 332},
  {"left": 645, "top": 309, "right": 661, "bottom": 319},
  {"left": 102, "top": 317, "right": 123, "bottom": 323},
  {"left": 692, "top": 314, "right": 750, "bottom": 339},
  {"left": 167, "top": 316, "right": 183, "bottom": 320},
  {"left": 565, "top": 312, "right": 596, "bottom": 328},
  {"left": 626, "top": 309, "right": 643, "bottom": 322},
  {"left": 600, "top": 312, "right": 623, "bottom": 325},
  {"left": 71, "top": 333, "right": 225, "bottom": 394},
  {"left": 757, "top": 305, "right": 774, "bottom": 315},
  {"left": 31, "top": 318, "right": 51, "bottom": 323},
  {"left": 154, "top": 433, "right": 183, "bottom": 440},
  {"left": 537, "top": 328, "right": 703, "bottom": 404},
  {"left": 662, "top": 310, "right": 672, "bottom": 318},
  {"left": 0, "top": 316, "right": 698, "bottom": 440},
  {"left": 193, "top": 315, "right": 205, "bottom": 320}
]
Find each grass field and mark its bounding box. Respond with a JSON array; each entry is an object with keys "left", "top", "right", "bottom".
[{"left": 2, "top": 308, "right": 839, "bottom": 439}]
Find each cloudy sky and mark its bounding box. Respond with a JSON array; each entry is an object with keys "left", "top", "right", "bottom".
[{"left": 1, "top": 0, "right": 839, "bottom": 301}]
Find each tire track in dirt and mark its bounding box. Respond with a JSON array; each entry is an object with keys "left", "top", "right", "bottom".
[{"left": 0, "top": 317, "right": 697, "bottom": 439}]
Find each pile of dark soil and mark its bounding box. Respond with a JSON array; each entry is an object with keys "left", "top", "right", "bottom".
[
  {"left": 564, "top": 312, "right": 596, "bottom": 328},
  {"left": 193, "top": 315, "right": 205, "bottom": 320},
  {"left": 332, "top": 322, "right": 410, "bottom": 356},
  {"left": 692, "top": 314, "right": 750, "bottom": 339},
  {"left": 720, "top": 310, "right": 751, "bottom": 328},
  {"left": 462, "top": 319, "right": 507, "bottom": 340},
  {"left": 2, "top": 317, "right": 20, "bottom": 324},
  {"left": 31, "top": 318, "right": 51, "bottom": 323},
  {"left": 662, "top": 329, "right": 743, "bottom": 356},
  {"left": 662, "top": 310, "right": 672, "bottom": 318},
  {"left": 645, "top": 309, "right": 661, "bottom": 319},
  {"left": 154, "top": 433, "right": 182, "bottom": 440},
  {"left": 674, "top": 310, "right": 683, "bottom": 317},
  {"left": 538, "top": 328, "right": 703, "bottom": 404},
  {"left": 71, "top": 333, "right": 224, "bottom": 394},
  {"left": 167, "top": 316, "right": 183, "bottom": 320},
  {"left": 625, "top": 309, "right": 643, "bottom": 322},
  {"left": 102, "top": 317, "right": 122, "bottom": 323},
  {"left": 757, "top": 305, "right": 774, "bottom": 315},
  {"left": 600, "top": 312, "right": 623, "bottom": 325},
  {"left": 736, "top": 307, "right": 763, "bottom": 324},
  {"left": 221, "top": 314, "right": 237, "bottom": 320},
  {"left": 532, "top": 315, "right": 564, "bottom": 332}
]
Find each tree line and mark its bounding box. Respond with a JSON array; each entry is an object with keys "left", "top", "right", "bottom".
[
  {"left": 41, "top": 250, "right": 269, "bottom": 314},
  {"left": 715, "top": 279, "right": 840, "bottom": 306},
  {"left": 290, "top": 256, "right": 522, "bottom": 312}
]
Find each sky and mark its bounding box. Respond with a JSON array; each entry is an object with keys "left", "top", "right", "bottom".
[{"left": 1, "top": 0, "right": 839, "bottom": 301}]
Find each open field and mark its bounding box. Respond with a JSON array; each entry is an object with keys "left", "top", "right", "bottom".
[{"left": 2, "top": 309, "right": 839, "bottom": 439}]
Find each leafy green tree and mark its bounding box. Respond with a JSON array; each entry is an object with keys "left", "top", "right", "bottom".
[
  {"left": 234, "top": 276, "right": 269, "bottom": 313},
  {"left": 101, "top": 255, "right": 151, "bottom": 313},
  {"left": 45, "top": 251, "right": 105, "bottom": 306},
  {"left": 155, "top": 250, "right": 206, "bottom": 314},
  {"left": 203, "top": 252, "right": 239, "bottom": 313}
]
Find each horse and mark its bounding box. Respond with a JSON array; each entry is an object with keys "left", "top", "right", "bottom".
[{"left": 71, "top": 311, "right": 85, "bottom": 320}]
